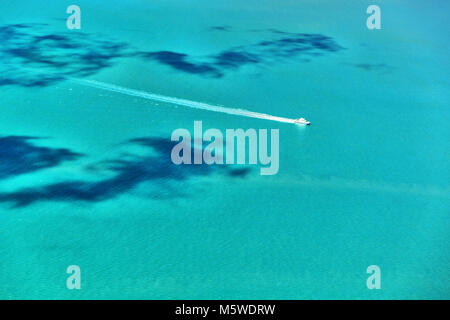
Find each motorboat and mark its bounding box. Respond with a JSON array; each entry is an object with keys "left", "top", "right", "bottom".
[{"left": 294, "top": 118, "right": 310, "bottom": 125}]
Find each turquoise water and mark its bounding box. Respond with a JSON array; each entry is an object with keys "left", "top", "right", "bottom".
[{"left": 0, "top": 0, "right": 448, "bottom": 299}]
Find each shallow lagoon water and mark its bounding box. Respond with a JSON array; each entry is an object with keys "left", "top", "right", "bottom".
[{"left": 0, "top": 0, "right": 448, "bottom": 299}]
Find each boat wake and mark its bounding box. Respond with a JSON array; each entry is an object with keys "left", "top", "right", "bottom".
[{"left": 70, "top": 78, "right": 306, "bottom": 125}]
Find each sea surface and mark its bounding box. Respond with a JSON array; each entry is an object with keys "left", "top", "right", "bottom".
[{"left": 0, "top": 0, "right": 448, "bottom": 299}]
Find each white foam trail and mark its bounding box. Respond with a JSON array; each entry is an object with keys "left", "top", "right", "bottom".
[{"left": 70, "top": 78, "right": 304, "bottom": 124}]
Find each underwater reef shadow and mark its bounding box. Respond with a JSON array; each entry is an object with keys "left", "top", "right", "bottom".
[
  {"left": 0, "top": 23, "right": 345, "bottom": 86},
  {"left": 0, "top": 136, "right": 82, "bottom": 180},
  {"left": 0, "top": 136, "right": 251, "bottom": 208},
  {"left": 208, "top": 25, "right": 232, "bottom": 32},
  {"left": 0, "top": 23, "right": 131, "bottom": 87},
  {"left": 345, "top": 62, "right": 393, "bottom": 73},
  {"left": 137, "top": 31, "right": 344, "bottom": 77}
]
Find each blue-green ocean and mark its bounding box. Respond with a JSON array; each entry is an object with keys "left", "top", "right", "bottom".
[{"left": 0, "top": 0, "right": 448, "bottom": 299}]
